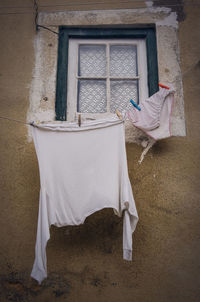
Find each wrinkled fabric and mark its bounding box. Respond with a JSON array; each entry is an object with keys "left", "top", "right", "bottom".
[
  {"left": 31, "top": 118, "right": 138, "bottom": 284},
  {"left": 127, "top": 88, "right": 175, "bottom": 140}
]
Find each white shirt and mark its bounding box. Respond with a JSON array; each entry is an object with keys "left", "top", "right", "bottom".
[{"left": 31, "top": 118, "right": 138, "bottom": 284}]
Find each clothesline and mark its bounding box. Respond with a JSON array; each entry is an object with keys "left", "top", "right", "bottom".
[
  {"left": 0, "top": 115, "right": 125, "bottom": 131},
  {"left": 0, "top": 83, "right": 170, "bottom": 126},
  {"left": 0, "top": 116, "right": 31, "bottom": 126},
  {"left": 0, "top": 87, "right": 174, "bottom": 163},
  {"left": 0, "top": 86, "right": 174, "bottom": 142},
  {"left": 0, "top": 108, "right": 129, "bottom": 127}
]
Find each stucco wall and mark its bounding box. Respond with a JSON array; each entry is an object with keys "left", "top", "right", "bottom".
[{"left": 0, "top": 1, "right": 200, "bottom": 301}]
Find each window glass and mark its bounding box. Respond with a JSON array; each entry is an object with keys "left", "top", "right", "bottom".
[
  {"left": 78, "top": 79, "right": 107, "bottom": 113},
  {"left": 78, "top": 45, "right": 106, "bottom": 77},
  {"left": 110, "top": 45, "right": 138, "bottom": 77},
  {"left": 110, "top": 80, "right": 138, "bottom": 113},
  {"left": 67, "top": 38, "right": 148, "bottom": 120}
]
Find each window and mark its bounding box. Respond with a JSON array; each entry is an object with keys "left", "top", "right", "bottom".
[
  {"left": 56, "top": 27, "right": 158, "bottom": 121},
  {"left": 67, "top": 39, "right": 148, "bottom": 121}
]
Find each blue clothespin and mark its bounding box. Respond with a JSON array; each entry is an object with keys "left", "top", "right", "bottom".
[{"left": 130, "top": 99, "right": 141, "bottom": 111}]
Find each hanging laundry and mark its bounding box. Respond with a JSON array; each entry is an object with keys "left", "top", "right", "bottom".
[
  {"left": 127, "top": 87, "right": 175, "bottom": 140},
  {"left": 31, "top": 118, "right": 138, "bottom": 284}
]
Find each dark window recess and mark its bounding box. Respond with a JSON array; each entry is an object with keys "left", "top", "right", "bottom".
[{"left": 56, "top": 27, "right": 159, "bottom": 121}]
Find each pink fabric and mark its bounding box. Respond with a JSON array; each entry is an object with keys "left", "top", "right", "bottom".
[{"left": 127, "top": 88, "right": 174, "bottom": 140}]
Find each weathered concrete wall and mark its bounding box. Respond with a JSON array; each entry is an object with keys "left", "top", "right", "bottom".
[{"left": 0, "top": 1, "right": 200, "bottom": 301}]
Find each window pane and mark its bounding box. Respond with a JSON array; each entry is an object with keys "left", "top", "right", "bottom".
[
  {"left": 110, "top": 45, "right": 138, "bottom": 77},
  {"left": 110, "top": 80, "right": 138, "bottom": 113},
  {"left": 79, "top": 45, "right": 106, "bottom": 77},
  {"left": 78, "top": 80, "right": 107, "bottom": 113}
]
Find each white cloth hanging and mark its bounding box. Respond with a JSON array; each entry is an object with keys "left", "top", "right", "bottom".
[
  {"left": 127, "top": 87, "right": 175, "bottom": 140},
  {"left": 31, "top": 118, "right": 138, "bottom": 284}
]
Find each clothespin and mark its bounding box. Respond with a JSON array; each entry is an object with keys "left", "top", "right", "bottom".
[
  {"left": 30, "top": 120, "right": 39, "bottom": 127},
  {"left": 116, "top": 109, "right": 122, "bottom": 120},
  {"left": 159, "top": 83, "right": 170, "bottom": 90},
  {"left": 78, "top": 114, "right": 81, "bottom": 127},
  {"left": 130, "top": 99, "right": 141, "bottom": 111}
]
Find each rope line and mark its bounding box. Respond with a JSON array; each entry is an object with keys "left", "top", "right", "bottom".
[
  {"left": 37, "top": 25, "right": 59, "bottom": 35},
  {"left": 0, "top": 11, "right": 34, "bottom": 15},
  {"left": 0, "top": 116, "right": 32, "bottom": 126},
  {"left": 0, "top": 116, "right": 125, "bottom": 130}
]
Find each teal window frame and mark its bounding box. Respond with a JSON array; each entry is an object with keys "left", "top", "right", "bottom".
[{"left": 55, "top": 26, "right": 159, "bottom": 121}]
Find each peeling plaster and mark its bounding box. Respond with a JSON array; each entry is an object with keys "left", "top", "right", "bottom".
[
  {"left": 156, "top": 12, "right": 178, "bottom": 28},
  {"left": 39, "top": 8, "right": 172, "bottom": 26},
  {"left": 27, "top": 29, "right": 58, "bottom": 140},
  {"left": 28, "top": 8, "right": 186, "bottom": 143},
  {"left": 152, "top": 0, "right": 185, "bottom": 22}
]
